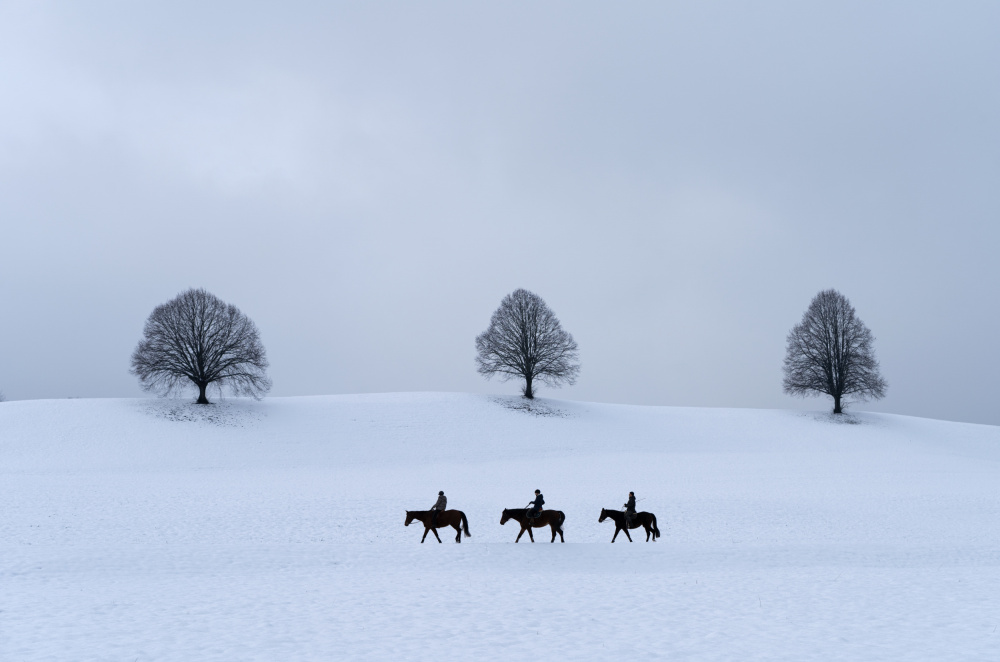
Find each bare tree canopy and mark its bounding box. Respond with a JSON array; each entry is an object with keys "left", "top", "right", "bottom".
[
  {"left": 783, "top": 289, "right": 887, "bottom": 414},
  {"left": 475, "top": 288, "right": 580, "bottom": 399},
  {"left": 130, "top": 288, "right": 271, "bottom": 404}
]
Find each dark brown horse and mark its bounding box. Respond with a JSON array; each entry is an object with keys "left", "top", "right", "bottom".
[
  {"left": 500, "top": 508, "right": 566, "bottom": 543},
  {"left": 598, "top": 508, "right": 661, "bottom": 542},
  {"left": 405, "top": 510, "right": 471, "bottom": 543}
]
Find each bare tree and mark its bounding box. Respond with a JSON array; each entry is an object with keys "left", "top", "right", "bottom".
[
  {"left": 130, "top": 288, "right": 271, "bottom": 404},
  {"left": 783, "top": 289, "right": 887, "bottom": 414},
  {"left": 475, "top": 288, "right": 580, "bottom": 399}
]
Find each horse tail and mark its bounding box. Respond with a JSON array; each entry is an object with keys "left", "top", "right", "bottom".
[
  {"left": 461, "top": 511, "right": 471, "bottom": 538},
  {"left": 557, "top": 511, "right": 566, "bottom": 533},
  {"left": 651, "top": 514, "right": 660, "bottom": 539}
]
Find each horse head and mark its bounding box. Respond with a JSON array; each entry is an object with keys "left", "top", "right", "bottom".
[
  {"left": 404, "top": 511, "right": 414, "bottom": 526},
  {"left": 598, "top": 508, "right": 609, "bottom": 522},
  {"left": 500, "top": 509, "right": 512, "bottom": 525}
]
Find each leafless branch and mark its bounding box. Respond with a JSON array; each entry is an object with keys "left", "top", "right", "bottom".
[
  {"left": 475, "top": 289, "right": 580, "bottom": 399},
  {"left": 130, "top": 288, "right": 272, "bottom": 404},
  {"left": 782, "top": 289, "right": 887, "bottom": 414}
]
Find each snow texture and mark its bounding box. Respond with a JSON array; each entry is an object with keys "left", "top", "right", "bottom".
[{"left": 2, "top": 393, "right": 999, "bottom": 660}]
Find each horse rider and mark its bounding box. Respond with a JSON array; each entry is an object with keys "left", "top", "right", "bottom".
[
  {"left": 430, "top": 490, "right": 447, "bottom": 527},
  {"left": 624, "top": 491, "right": 636, "bottom": 525},
  {"left": 527, "top": 489, "right": 544, "bottom": 519}
]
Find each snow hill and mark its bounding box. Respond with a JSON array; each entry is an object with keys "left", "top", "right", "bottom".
[{"left": 2, "top": 393, "right": 999, "bottom": 661}]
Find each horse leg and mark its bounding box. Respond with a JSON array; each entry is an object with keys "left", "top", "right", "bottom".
[
  {"left": 550, "top": 524, "right": 556, "bottom": 543},
  {"left": 611, "top": 526, "right": 620, "bottom": 543},
  {"left": 431, "top": 527, "right": 442, "bottom": 543},
  {"left": 421, "top": 526, "right": 429, "bottom": 543},
  {"left": 515, "top": 526, "right": 525, "bottom": 542},
  {"left": 453, "top": 522, "right": 461, "bottom": 543},
  {"left": 527, "top": 526, "right": 535, "bottom": 543},
  {"left": 624, "top": 527, "right": 633, "bottom": 542}
]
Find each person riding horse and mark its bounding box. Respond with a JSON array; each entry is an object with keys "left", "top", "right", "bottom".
[
  {"left": 527, "top": 489, "right": 544, "bottom": 519},
  {"left": 430, "top": 491, "right": 447, "bottom": 526},
  {"left": 624, "top": 491, "right": 636, "bottom": 525}
]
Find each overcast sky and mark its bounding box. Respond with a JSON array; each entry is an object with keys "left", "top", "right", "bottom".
[{"left": 1, "top": 2, "right": 998, "bottom": 425}]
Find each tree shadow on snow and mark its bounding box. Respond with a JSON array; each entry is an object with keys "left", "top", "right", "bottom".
[{"left": 489, "top": 396, "right": 570, "bottom": 418}]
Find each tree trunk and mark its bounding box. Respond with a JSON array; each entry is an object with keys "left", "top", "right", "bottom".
[
  {"left": 196, "top": 382, "right": 210, "bottom": 405},
  {"left": 523, "top": 374, "right": 534, "bottom": 399},
  {"left": 833, "top": 393, "right": 842, "bottom": 414}
]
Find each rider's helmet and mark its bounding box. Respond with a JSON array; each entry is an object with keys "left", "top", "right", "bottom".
[
  {"left": 439, "top": 491, "right": 444, "bottom": 495},
  {"left": 535, "top": 489, "right": 540, "bottom": 494}
]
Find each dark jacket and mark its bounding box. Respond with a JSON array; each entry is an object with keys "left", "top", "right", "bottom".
[
  {"left": 625, "top": 495, "right": 636, "bottom": 515},
  {"left": 431, "top": 494, "right": 447, "bottom": 511},
  {"left": 529, "top": 494, "right": 544, "bottom": 512}
]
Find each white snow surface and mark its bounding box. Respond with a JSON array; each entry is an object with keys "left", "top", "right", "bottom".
[{"left": 2, "top": 393, "right": 999, "bottom": 661}]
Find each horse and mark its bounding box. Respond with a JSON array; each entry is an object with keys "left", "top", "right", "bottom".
[
  {"left": 598, "top": 508, "right": 661, "bottom": 542},
  {"left": 404, "top": 510, "right": 471, "bottom": 543},
  {"left": 500, "top": 508, "right": 566, "bottom": 543}
]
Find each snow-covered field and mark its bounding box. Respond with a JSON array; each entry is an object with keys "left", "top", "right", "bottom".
[{"left": 2, "top": 393, "right": 999, "bottom": 660}]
